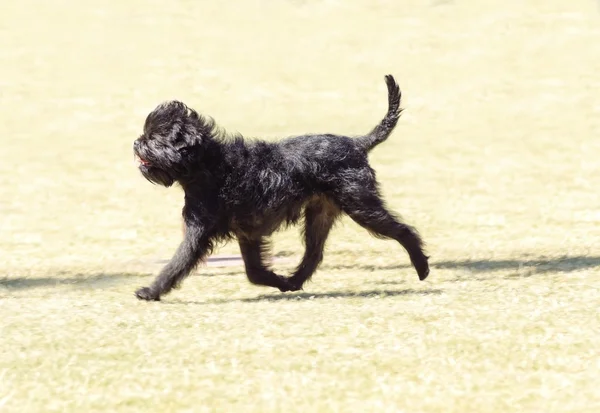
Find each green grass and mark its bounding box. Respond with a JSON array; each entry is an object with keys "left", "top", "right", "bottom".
[{"left": 1, "top": 0, "right": 600, "bottom": 411}]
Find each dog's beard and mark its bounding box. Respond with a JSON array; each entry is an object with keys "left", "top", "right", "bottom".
[{"left": 139, "top": 164, "right": 176, "bottom": 187}]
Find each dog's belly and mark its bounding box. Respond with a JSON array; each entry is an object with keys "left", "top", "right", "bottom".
[{"left": 229, "top": 200, "right": 305, "bottom": 239}]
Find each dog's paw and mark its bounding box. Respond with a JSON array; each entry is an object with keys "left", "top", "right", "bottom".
[
  {"left": 277, "top": 277, "right": 303, "bottom": 292},
  {"left": 135, "top": 287, "right": 161, "bottom": 301},
  {"left": 413, "top": 255, "right": 430, "bottom": 281},
  {"left": 276, "top": 277, "right": 302, "bottom": 293}
]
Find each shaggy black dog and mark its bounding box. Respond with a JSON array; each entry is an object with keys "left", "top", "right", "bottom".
[{"left": 133, "top": 75, "right": 429, "bottom": 301}]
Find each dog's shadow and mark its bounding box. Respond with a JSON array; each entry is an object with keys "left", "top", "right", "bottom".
[
  {"left": 322, "top": 255, "right": 600, "bottom": 276},
  {"left": 166, "top": 288, "right": 443, "bottom": 305},
  {"left": 2, "top": 255, "right": 598, "bottom": 293},
  {"left": 0, "top": 273, "right": 135, "bottom": 291}
]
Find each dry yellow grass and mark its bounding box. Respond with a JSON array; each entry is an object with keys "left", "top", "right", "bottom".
[{"left": 1, "top": 0, "right": 600, "bottom": 411}]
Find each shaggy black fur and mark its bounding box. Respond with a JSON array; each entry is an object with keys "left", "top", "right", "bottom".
[{"left": 133, "top": 75, "right": 429, "bottom": 301}]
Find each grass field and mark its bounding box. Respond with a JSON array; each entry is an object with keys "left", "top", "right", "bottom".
[{"left": 1, "top": 0, "right": 600, "bottom": 411}]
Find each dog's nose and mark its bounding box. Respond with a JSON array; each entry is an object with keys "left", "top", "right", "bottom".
[{"left": 133, "top": 140, "right": 140, "bottom": 150}]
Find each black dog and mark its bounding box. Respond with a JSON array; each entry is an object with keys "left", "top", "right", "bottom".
[{"left": 133, "top": 75, "right": 429, "bottom": 301}]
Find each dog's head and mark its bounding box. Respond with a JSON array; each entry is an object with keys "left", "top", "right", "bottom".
[{"left": 133, "top": 101, "right": 215, "bottom": 187}]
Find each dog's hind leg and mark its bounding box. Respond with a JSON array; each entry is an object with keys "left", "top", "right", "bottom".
[
  {"left": 239, "top": 237, "right": 295, "bottom": 292},
  {"left": 287, "top": 196, "right": 340, "bottom": 291},
  {"left": 335, "top": 187, "right": 429, "bottom": 281}
]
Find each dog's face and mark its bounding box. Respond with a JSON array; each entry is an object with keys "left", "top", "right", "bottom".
[{"left": 133, "top": 101, "right": 211, "bottom": 187}]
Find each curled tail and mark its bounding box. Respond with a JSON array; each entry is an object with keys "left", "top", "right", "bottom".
[{"left": 356, "top": 75, "right": 403, "bottom": 152}]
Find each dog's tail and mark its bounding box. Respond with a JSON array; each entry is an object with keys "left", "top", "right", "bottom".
[{"left": 356, "top": 75, "right": 403, "bottom": 152}]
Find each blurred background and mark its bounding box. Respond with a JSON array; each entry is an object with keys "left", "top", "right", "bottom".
[
  {"left": 1, "top": 1, "right": 599, "bottom": 411},
  {"left": 2, "top": 0, "right": 599, "bottom": 272}
]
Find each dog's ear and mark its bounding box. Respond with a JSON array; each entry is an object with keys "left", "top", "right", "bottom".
[{"left": 184, "top": 108, "right": 216, "bottom": 146}]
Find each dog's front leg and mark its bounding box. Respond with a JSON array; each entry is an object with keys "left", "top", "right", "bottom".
[{"left": 135, "top": 223, "right": 212, "bottom": 301}]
